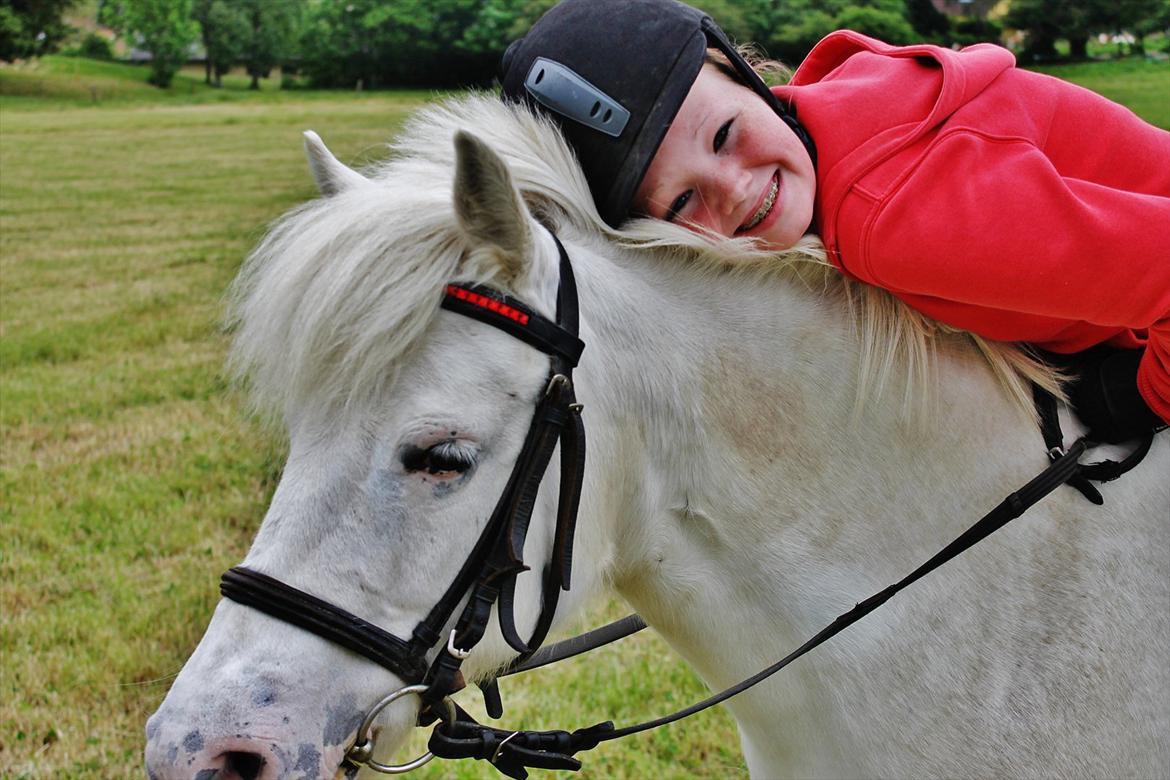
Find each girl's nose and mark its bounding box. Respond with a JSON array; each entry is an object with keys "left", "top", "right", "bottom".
[{"left": 707, "top": 166, "right": 752, "bottom": 218}]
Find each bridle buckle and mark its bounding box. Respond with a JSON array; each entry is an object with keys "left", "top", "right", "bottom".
[
  {"left": 545, "top": 372, "right": 572, "bottom": 399},
  {"left": 446, "top": 628, "right": 472, "bottom": 660}
]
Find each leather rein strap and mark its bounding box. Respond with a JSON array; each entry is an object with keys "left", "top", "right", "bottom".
[{"left": 220, "top": 232, "right": 586, "bottom": 706}]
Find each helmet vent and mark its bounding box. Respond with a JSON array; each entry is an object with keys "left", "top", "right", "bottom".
[{"left": 523, "top": 57, "right": 631, "bottom": 138}]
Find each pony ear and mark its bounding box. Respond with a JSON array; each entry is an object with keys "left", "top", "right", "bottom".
[
  {"left": 303, "top": 131, "right": 367, "bottom": 196},
  {"left": 452, "top": 130, "right": 530, "bottom": 281}
]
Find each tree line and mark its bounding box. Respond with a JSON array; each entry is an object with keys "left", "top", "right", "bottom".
[{"left": 3, "top": 0, "right": 1168, "bottom": 89}]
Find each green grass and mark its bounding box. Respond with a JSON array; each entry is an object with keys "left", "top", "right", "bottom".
[
  {"left": 1028, "top": 57, "right": 1170, "bottom": 129},
  {"left": 0, "top": 56, "right": 437, "bottom": 110},
  {"left": 2, "top": 53, "right": 1167, "bottom": 778}
]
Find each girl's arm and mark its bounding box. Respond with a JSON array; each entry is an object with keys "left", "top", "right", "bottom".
[{"left": 856, "top": 116, "right": 1170, "bottom": 424}]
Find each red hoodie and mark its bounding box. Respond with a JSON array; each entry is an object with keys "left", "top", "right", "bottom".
[{"left": 774, "top": 31, "right": 1170, "bottom": 423}]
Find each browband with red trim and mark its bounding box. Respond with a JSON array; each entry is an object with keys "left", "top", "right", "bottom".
[
  {"left": 446, "top": 285, "right": 531, "bottom": 325},
  {"left": 441, "top": 283, "right": 584, "bottom": 367}
]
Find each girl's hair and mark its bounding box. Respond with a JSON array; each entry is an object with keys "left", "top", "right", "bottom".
[{"left": 704, "top": 43, "right": 793, "bottom": 87}]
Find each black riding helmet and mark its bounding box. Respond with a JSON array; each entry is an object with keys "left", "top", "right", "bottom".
[{"left": 501, "top": 0, "right": 815, "bottom": 228}]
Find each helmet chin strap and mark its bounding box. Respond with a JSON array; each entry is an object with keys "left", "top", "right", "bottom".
[
  {"left": 768, "top": 94, "right": 817, "bottom": 171},
  {"left": 698, "top": 17, "right": 818, "bottom": 171}
]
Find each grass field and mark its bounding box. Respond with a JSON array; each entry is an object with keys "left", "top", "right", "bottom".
[
  {"left": 2, "top": 54, "right": 1167, "bottom": 778},
  {"left": 1029, "top": 56, "right": 1170, "bottom": 129}
]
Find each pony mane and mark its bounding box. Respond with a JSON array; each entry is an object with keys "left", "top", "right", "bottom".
[
  {"left": 229, "top": 93, "right": 1056, "bottom": 427},
  {"left": 227, "top": 151, "right": 504, "bottom": 425},
  {"left": 390, "top": 94, "right": 1059, "bottom": 421}
]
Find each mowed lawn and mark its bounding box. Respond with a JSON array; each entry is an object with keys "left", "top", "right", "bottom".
[
  {"left": 2, "top": 55, "right": 1167, "bottom": 778},
  {"left": 0, "top": 62, "right": 743, "bottom": 778}
]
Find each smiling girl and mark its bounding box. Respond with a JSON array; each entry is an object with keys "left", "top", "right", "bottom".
[{"left": 501, "top": 0, "right": 1169, "bottom": 444}]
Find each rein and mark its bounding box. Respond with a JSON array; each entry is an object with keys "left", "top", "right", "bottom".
[{"left": 218, "top": 231, "right": 1157, "bottom": 779}]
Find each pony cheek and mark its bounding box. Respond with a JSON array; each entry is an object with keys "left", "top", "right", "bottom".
[{"left": 363, "top": 468, "right": 407, "bottom": 511}]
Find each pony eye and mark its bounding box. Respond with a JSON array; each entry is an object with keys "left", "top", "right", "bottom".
[{"left": 402, "top": 441, "right": 476, "bottom": 476}]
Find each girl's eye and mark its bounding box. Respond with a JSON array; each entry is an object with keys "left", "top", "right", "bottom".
[
  {"left": 713, "top": 119, "right": 733, "bottom": 152},
  {"left": 666, "top": 190, "right": 692, "bottom": 222},
  {"left": 402, "top": 441, "right": 476, "bottom": 476}
]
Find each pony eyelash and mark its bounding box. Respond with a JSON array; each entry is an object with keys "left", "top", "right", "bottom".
[{"left": 429, "top": 440, "right": 478, "bottom": 468}]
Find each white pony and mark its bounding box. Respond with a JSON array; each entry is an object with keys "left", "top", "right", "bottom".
[{"left": 146, "top": 95, "right": 1169, "bottom": 779}]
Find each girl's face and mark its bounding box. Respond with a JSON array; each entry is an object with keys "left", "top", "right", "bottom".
[{"left": 633, "top": 65, "right": 816, "bottom": 250}]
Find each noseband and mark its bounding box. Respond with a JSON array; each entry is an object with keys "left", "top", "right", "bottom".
[{"left": 219, "top": 231, "right": 587, "bottom": 769}]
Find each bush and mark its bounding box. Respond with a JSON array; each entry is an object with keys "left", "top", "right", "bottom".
[
  {"left": 949, "top": 17, "right": 1004, "bottom": 48},
  {"left": 833, "top": 6, "right": 917, "bottom": 46},
  {"left": 79, "top": 32, "right": 114, "bottom": 60},
  {"left": 768, "top": 10, "right": 837, "bottom": 64}
]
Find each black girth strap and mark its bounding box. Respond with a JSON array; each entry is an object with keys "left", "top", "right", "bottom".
[{"left": 1033, "top": 384, "right": 1155, "bottom": 504}]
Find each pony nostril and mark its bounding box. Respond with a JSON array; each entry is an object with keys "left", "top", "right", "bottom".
[{"left": 223, "top": 751, "right": 266, "bottom": 779}]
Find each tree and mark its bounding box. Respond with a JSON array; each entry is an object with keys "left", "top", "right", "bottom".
[
  {"left": 1006, "top": 0, "right": 1120, "bottom": 59},
  {"left": 0, "top": 0, "right": 74, "bottom": 61},
  {"left": 834, "top": 5, "right": 916, "bottom": 44},
  {"left": 1115, "top": 0, "right": 1170, "bottom": 53},
  {"left": 237, "top": 0, "right": 299, "bottom": 89},
  {"left": 125, "top": 0, "right": 197, "bottom": 85},
  {"left": 299, "top": 0, "right": 503, "bottom": 89},
  {"left": 453, "top": 0, "right": 525, "bottom": 55},
  {"left": 760, "top": 0, "right": 917, "bottom": 64},
  {"left": 103, "top": 0, "right": 198, "bottom": 85},
  {"left": 194, "top": 0, "right": 248, "bottom": 85},
  {"left": 905, "top": 0, "right": 950, "bottom": 41},
  {"left": 770, "top": 8, "right": 837, "bottom": 63}
]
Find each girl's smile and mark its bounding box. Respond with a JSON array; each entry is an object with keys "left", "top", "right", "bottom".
[{"left": 634, "top": 64, "right": 816, "bottom": 250}]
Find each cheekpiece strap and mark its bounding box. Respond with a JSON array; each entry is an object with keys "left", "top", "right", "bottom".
[{"left": 415, "top": 229, "right": 587, "bottom": 699}]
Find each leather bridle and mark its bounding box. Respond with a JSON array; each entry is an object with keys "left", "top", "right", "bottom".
[{"left": 219, "top": 231, "right": 588, "bottom": 771}]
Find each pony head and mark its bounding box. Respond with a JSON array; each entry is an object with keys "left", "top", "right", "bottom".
[{"left": 145, "top": 120, "right": 594, "bottom": 778}]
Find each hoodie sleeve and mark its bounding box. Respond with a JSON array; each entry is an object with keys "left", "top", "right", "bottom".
[{"left": 854, "top": 72, "right": 1170, "bottom": 422}]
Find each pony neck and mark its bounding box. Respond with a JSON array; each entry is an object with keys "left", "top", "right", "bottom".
[
  {"left": 568, "top": 236, "right": 859, "bottom": 617},
  {"left": 561, "top": 230, "right": 1037, "bottom": 688}
]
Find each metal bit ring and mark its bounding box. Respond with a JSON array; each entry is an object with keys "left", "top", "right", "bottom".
[{"left": 345, "top": 684, "right": 456, "bottom": 774}]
